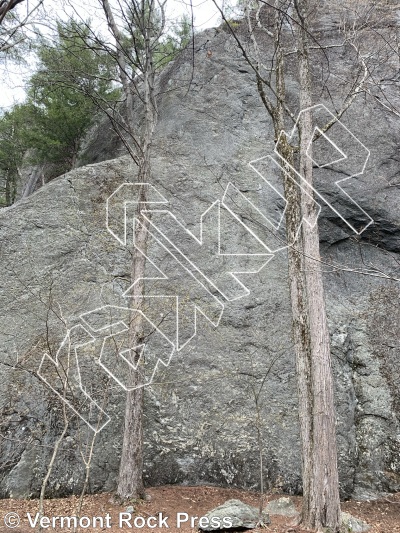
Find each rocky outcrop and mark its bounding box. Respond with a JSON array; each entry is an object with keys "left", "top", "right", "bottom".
[
  {"left": 265, "top": 497, "right": 299, "bottom": 518},
  {"left": 200, "top": 500, "right": 270, "bottom": 530},
  {"left": 0, "top": 14, "right": 399, "bottom": 500},
  {"left": 341, "top": 512, "right": 371, "bottom": 533}
]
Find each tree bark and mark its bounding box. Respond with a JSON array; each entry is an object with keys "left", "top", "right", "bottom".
[
  {"left": 101, "top": 0, "right": 137, "bottom": 155},
  {"left": 116, "top": 178, "right": 149, "bottom": 502},
  {"left": 271, "top": 1, "right": 341, "bottom": 530},
  {"left": 114, "top": 0, "right": 157, "bottom": 502},
  {"left": 0, "top": 0, "right": 25, "bottom": 24},
  {"left": 294, "top": 2, "right": 341, "bottom": 529}
]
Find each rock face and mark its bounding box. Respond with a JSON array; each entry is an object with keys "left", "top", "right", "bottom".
[
  {"left": 341, "top": 512, "right": 371, "bottom": 533},
  {"left": 265, "top": 497, "right": 299, "bottom": 518},
  {"left": 200, "top": 499, "right": 270, "bottom": 531},
  {"left": 0, "top": 11, "right": 400, "bottom": 499}
]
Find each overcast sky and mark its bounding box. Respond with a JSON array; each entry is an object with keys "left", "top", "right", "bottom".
[{"left": 0, "top": 0, "right": 222, "bottom": 111}]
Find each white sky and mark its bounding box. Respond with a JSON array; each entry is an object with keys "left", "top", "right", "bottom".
[{"left": 0, "top": 0, "right": 223, "bottom": 111}]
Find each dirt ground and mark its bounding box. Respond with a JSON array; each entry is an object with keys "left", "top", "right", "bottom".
[{"left": 0, "top": 485, "right": 399, "bottom": 533}]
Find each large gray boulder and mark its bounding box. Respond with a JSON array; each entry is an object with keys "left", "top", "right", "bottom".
[
  {"left": 341, "top": 512, "right": 370, "bottom": 533},
  {"left": 265, "top": 497, "right": 299, "bottom": 518},
  {"left": 199, "top": 499, "right": 270, "bottom": 531},
  {"left": 0, "top": 11, "right": 399, "bottom": 500}
]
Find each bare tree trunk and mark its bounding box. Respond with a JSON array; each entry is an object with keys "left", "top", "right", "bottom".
[
  {"left": 271, "top": 1, "right": 340, "bottom": 529},
  {"left": 74, "top": 397, "right": 108, "bottom": 533},
  {"left": 0, "top": 0, "right": 25, "bottom": 25},
  {"left": 115, "top": 0, "right": 158, "bottom": 502},
  {"left": 278, "top": 101, "right": 341, "bottom": 533},
  {"left": 101, "top": 0, "right": 136, "bottom": 131},
  {"left": 101, "top": 0, "right": 145, "bottom": 503},
  {"left": 294, "top": 1, "right": 341, "bottom": 529},
  {"left": 266, "top": 6, "right": 327, "bottom": 528},
  {"left": 277, "top": 134, "right": 318, "bottom": 525},
  {"left": 214, "top": 0, "right": 387, "bottom": 529},
  {"left": 38, "top": 371, "right": 70, "bottom": 532},
  {"left": 116, "top": 198, "right": 148, "bottom": 500}
]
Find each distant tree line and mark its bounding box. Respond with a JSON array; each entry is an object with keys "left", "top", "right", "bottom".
[{"left": 0, "top": 15, "right": 190, "bottom": 206}]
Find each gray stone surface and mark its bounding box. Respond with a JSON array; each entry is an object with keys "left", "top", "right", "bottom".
[
  {"left": 0, "top": 10, "right": 399, "bottom": 500},
  {"left": 200, "top": 499, "right": 270, "bottom": 531},
  {"left": 264, "top": 497, "right": 299, "bottom": 517},
  {"left": 341, "top": 512, "right": 371, "bottom": 532}
]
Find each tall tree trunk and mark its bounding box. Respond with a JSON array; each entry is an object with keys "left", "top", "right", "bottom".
[
  {"left": 278, "top": 127, "right": 341, "bottom": 532},
  {"left": 101, "top": 0, "right": 137, "bottom": 160},
  {"left": 273, "top": 1, "right": 341, "bottom": 529},
  {"left": 235, "top": 0, "right": 343, "bottom": 528},
  {"left": 116, "top": 171, "right": 150, "bottom": 502},
  {"left": 293, "top": 1, "right": 341, "bottom": 530},
  {"left": 115, "top": 1, "right": 157, "bottom": 501}
]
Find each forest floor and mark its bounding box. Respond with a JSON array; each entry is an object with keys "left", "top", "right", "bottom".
[{"left": 0, "top": 485, "right": 399, "bottom": 533}]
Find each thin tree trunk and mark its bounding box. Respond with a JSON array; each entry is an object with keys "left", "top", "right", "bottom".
[
  {"left": 101, "top": 0, "right": 136, "bottom": 138},
  {"left": 101, "top": 0, "right": 147, "bottom": 502},
  {"left": 116, "top": 197, "right": 148, "bottom": 501},
  {"left": 270, "top": 1, "right": 341, "bottom": 529},
  {"left": 74, "top": 400, "right": 107, "bottom": 533},
  {"left": 38, "top": 360, "right": 70, "bottom": 532},
  {"left": 224, "top": 0, "right": 350, "bottom": 528},
  {"left": 269, "top": 10, "right": 316, "bottom": 525},
  {"left": 277, "top": 134, "right": 316, "bottom": 525},
  {"left": 115, "top": 1, "right": 157, "bottom": 501},
  {"left": 295, "top": 1, "right": 341, "bottom": 529}
]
